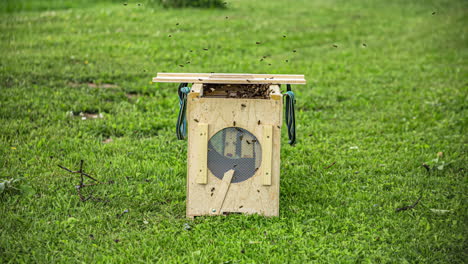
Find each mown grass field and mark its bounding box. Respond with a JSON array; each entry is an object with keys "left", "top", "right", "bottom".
[{"left": 1, "top": 0, "right": 467, "bottom": 262}]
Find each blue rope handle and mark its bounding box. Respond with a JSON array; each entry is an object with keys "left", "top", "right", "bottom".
[
  {"left": 284, "top": 84, "right": 296, "bottom": 145},
  {"left": 176, "top": 83, "right": 190, "bottom": 140}
]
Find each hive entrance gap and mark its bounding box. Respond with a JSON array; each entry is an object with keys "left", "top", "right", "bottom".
[{"left": 202, "top": 84, "right": 272, "bottom": 99}]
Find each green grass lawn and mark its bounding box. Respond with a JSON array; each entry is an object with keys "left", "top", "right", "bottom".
[{"left": 1, "top": 0, "right": 467, "bottom": 262}]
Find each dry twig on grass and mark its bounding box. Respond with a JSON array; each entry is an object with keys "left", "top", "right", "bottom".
[
  {"left": 58, "top": 160, "right": 112, "bottom": 202},
  {"left": 396, "top": 195, "right": 422, "bottom": 212}
]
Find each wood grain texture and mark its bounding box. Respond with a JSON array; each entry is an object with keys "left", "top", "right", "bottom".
[
  {"left": 153, "top": 72, "right": 306, "bottom": 85},
  {"left": 195, "top": 123, "right": 208, "bottom": 184},
  {"left": 211, "top": 169, "right": 235, "bottom": 215},
  {"left": 186, "top": 86, "right": 282, "bottom": 218},
  {"left": 262, "top": 125, "right": 273, "bottom": 186}
]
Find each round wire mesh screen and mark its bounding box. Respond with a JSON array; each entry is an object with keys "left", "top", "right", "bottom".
[{"left": 208, "top": 127, "right": 261, "bottom": 183}]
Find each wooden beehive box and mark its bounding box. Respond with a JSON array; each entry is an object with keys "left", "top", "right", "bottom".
[{"left": 153, "top": 73, "right": 306, "bottom": 218}]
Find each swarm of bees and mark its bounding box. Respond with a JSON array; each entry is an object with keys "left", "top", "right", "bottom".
[{"left": 121, "top": 2, "right": 371, "bottom": 68}]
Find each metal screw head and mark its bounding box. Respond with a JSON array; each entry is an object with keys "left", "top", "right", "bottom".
[{"left": 211, "top": 209, "right": 216, "bottom": 213}]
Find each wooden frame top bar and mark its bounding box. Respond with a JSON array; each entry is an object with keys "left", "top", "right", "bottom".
[{"left": 153, "top": 73, "right": 306, "bottom": 85}]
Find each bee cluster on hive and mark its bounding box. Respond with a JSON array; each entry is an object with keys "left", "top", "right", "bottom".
[{"left": 202, "top": 83, "right": 272, "bottom": 99}]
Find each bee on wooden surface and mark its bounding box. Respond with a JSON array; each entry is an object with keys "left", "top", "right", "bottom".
[
  {"left": 258, "top": 120, "right": 261, "bottom": 125},
  {"left": 194, "top": 119, "right": 199, "bottom": 122},
  {"left": 233, "top": 121, "right": 236, "bottom": 126}
]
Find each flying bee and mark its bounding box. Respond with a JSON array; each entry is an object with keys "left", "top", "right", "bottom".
[
  {"left": 203, "top": 48, "right": 208, "bottom": 50},
  {"left": 256, "top": 42, "right": 261, "bottom": 44}
]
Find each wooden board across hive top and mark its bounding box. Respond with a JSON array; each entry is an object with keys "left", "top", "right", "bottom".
[{"left": 153, "top": 73, "right": 306, "bottom": 85}]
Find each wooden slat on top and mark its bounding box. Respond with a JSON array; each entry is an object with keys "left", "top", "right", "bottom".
[{"left": 152, "top": 73, "right": 306, "bottom": 84}]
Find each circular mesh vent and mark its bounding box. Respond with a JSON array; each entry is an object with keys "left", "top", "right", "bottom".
[{"left": 208, "top": 127, "right": 261, "bottom": 183}]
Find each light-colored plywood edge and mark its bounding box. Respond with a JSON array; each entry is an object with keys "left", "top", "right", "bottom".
[
  {"left": 195, "top": 123, "right": 208, "bottom": 184},
  {"left": 262, "top": 125, "right": 273, "bottom": 186},
  {"left": 153, "top": 73, "right": 306, "bottom": 85},
  {"left": 188, "top": 83, "right": 203, "bottom": 99},
  {"left": 211, "top": 169, "right": 235, "bottom": 215},
  {"left": 269, "top": 85, "right": 282, "bottom": 100}
]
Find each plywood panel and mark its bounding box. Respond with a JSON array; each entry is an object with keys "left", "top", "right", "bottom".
[{"left": 186, "top": 92, "right": 282, "bottom": 217}]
